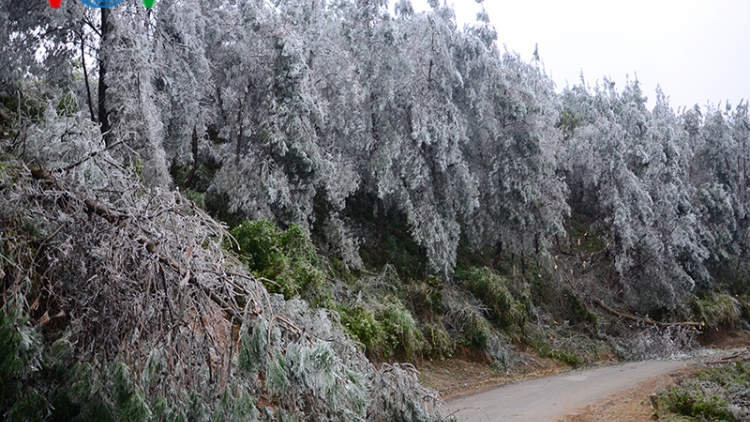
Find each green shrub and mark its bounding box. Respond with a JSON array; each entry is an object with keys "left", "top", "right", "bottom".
[
  {"left": 659, "top": 362, "right": 750, "bottom": 421},
  {"left": 376, "top": 300, "right": 424, "bottom": 360},
  {"left": 0, "top": 309, "right": 43, "bottom": 418},
  {"left": 692, "top": 293, "right": 741, "bottom": 329},
  {"left": 56, "top": 92, "right": 78, "bottom": 116},
  {"left": 406, "top": 275, "right": 444, "bottom": 321},
  {"left": 229, "top": 219, "right": 323, "bottom": 299},
  {"left": 185, "top": 189, "right": 205, "bottom": 208},
  {"left": 527, "top": 332, "right": 585, "bottom": 367},
  {"left": 339, "top": 300, "right": 424, "bottom": 361},
  {"left": 664, "top": 389, "right": 734, "bottom": 421},
  {"left": 452, "top": 309, "right": 491, "bottom": 349},
  {"left": 421, "top": 322, "right": 453, "bottom": 359},
  {"left": 339, "top": 306, "right": 384, "bottom": 358},
  {"left": 564, "top": 288, "right": 599, "bottom": 327},
  {"left": 546, "top": 349, "right": 585, "bottom": 367},
  {"left": 460, "top": 267, "right": 527, "bottom": 333}
]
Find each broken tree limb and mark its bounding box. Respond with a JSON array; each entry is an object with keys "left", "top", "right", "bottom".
[
  {"left": 592, "top": 298, "right": 704, "bottom": 328},
  {"left": 33, "top": 165, "right": 246, "bottom": 325},
  {"left": 156, "top": 254, "right": 243, "bottom": 323},
  {"left": 705, "top": 349, "right": 750, "bottom": 365}
]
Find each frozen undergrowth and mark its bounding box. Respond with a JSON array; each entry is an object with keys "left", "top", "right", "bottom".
[{"left": 0, "top": 111, "right": 450, "bottom": 421}]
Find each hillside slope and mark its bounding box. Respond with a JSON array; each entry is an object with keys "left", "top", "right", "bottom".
[{"left": 0, "top": 113, "right": 447, "bottom": 421}]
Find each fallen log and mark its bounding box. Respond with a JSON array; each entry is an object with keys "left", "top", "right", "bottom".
[{"left": 592, "top": 298, "right": 704, "bottom": 328}]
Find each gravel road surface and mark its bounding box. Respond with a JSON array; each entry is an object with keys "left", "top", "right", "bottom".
[{"left": 446, "top": 358, "right": 693, "bottom": 421}]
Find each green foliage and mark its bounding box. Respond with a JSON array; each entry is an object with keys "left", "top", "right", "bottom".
[
  {"left": 566, "top": 211, "right": 608, "bottom": 252},
  {"left": 0, "top": 86, "right": 46, "bottom": 128},
  {"left": 564, "top": 288, "right": 599, "bottom": 327},
  {"left": 113, "top": 362, "right": 152, "bottom": 422},
  {"left": 185, "top": 189, "right": 206, "bottom": 208},
  {"left": 267, "top": 351, "right": 291, "bottom": 398},
  {"left": 133, "top": 157, "right": 146, "bottom": 185},
  {"left": 338, "top": 298, "right": 425, "bottom": 361},
  {"left": 187, "top": 391, "right": 210, "bottom": 422},
  {"left": 527, "top": 333, "right": 585, "bottom": 367},
  {"left": 459, "top": 267, "right": 527, "bottom": 334},
  {"left": 376, "top": 300, "right": 424, "bottom": 361},
  {"left": 420, "top": 322, "right": 453, "bottom": 358},
  {"left": 340, "top": 306, "right": 384, "bottom": 357},
  {"left": 691, "top": 293, "right": 742, "bottom": 329},
  {"left": 0, "top": 308, "right": 43, "bottom": 418},
  {"left": 203, "top": 190, "right": 245, "bottom": 228},
  {"left": 0, "top": 306, "right": 272, "bottom": 422},
  {"left": 239, "top": 318, "right": 268, "bottom": 375},
  {"left": 230, "top": 219, "right": 323, "bottom": 300},
  {"left": 56, "top": 92, "right": 78, "bottom": 116},
  {"left": 664, "top": 389, "right": 734, "bottom": 421},
  {"left": 545, "top": 348, "right": 585, "bottom": 367},
  {"left": 349, "top": 194, "right": 427, "bottom": 280},
  {"left": 556, "top": 110, "right": 583, "bottom": 141},
  {"left": 170, "top": 159, "right": 222, "bottom": 195},
  {"left": 453, "top": 308, "right": 491, "bottom": 350},
  {"left": 406, "top": 275, "right": 444, "bottom": 321},
  {"left": 660, "top": 362, "right": 750, "bottom": 421},
  {"left": 215, "top": 388, "right": 258, "bottom": 422}
]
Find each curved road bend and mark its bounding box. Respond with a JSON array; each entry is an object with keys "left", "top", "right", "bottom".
[{"left": 446, "top": 358, "right": 693, "bottom": 422}]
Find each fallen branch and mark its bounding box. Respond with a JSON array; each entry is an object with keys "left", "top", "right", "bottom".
[
  {"left": 705, "top": 349, "right": 750, "bottom": 365},
  {"left": 32, "top": 165, "right": 246, "bottom": 324},
  {"left": 592, "top": 298, "right": 704, "bottom": 328},
  {"left": 156, "top": 254, "right": 243, "bottom": 323}
]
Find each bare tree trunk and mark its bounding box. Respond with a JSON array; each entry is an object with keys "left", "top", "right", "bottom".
[
  {"left": 235, "top": 86, "right": 250, "bottom": 164},
  {"left": 377, "top": 198, "right": 384, "bottom": 247},
  {"left": 493, "top": 240, "right": 503, "bottom": 268},
  {"left": 80, "top": 31, "right": 95, "bottom": 122},
  {"left": 185, "top": 126, "right": 199, "bottom": 189},
  {"left": 98, "top": 8, "right": 111, "bottom": 145}
]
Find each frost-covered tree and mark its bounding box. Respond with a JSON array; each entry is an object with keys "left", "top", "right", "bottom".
[
  {"left": 0, "top": 1, "right": 85, "bottom": 89},
  {"left": 562, "top": 79, "right": 696, "bottom": 312},
  {"left": 690, "top": 101, "right": 750, "bottom": 289},
  {"left": 339, "top": 2, "right": 480, "bottom": 274},
  {"left": 457, "top": 38, "right": 569, "bottom": 263},
  {"left": 100, "top": 3, "right": 172, "bottom": 186}
]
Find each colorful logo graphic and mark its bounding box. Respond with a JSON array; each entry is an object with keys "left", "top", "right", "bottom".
[{"left": 49, "top": 0, "right": 155, "bottom": 9}]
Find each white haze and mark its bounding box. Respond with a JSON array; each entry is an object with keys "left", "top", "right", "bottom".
[{"left": 407, "top": 0, "right": 750, "bottom": 110}]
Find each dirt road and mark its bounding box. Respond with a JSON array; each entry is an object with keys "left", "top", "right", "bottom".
[{"left": 446, "top": 358, "right": 693, "bottom": 421}]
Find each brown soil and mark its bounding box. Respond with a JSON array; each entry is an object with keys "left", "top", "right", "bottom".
[
  {"left": 698, "top": 325, "right": 750, "bottom": 349},
  {"left": 418, "top": 351, "right": 613, "bottom": 400}
]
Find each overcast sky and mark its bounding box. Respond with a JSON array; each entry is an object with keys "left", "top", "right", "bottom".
[{"left": 406, "top": 0, "right": 750, "bottom": 111}]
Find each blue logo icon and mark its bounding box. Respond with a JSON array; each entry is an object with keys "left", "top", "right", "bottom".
[{"left": 79, "top": 0, "right": 124, "bottom": 8}]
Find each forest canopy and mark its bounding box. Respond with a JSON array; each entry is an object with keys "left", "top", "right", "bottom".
[
  {"left": 2, "top": 0, "right": 748, "bottom": 314},
  {"left": 1, "top": 0, "right": 750, "bottom": 419}
]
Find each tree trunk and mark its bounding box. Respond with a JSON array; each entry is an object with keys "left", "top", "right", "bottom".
[
  {"left": 98, "top": 8, "right": 111, "bottom": 145},
  {"left": 80, "top": 31, "right": 95, "bottom": 122},
  {"left": 377, "top": 198, "right": 384, "bottom": 247},
  {"left": 185, "top": 126, "right": 199, "bottom": 189},
  {"left": 493, "top": 240, "right": 503, "bottom": 268}
]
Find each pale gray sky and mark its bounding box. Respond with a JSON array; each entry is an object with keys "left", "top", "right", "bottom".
[{"left": 407, "top": 0, "right": 750, "bottom": 111}]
